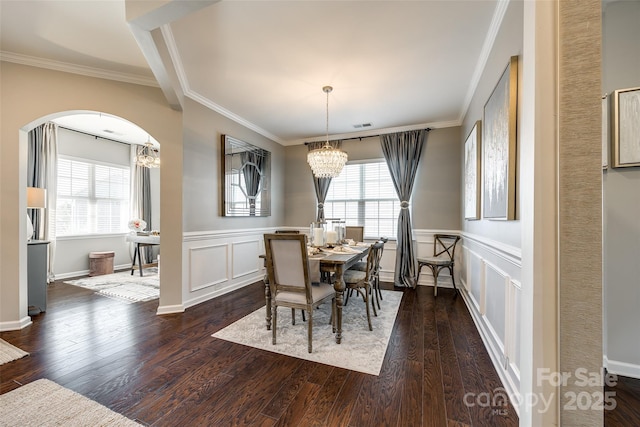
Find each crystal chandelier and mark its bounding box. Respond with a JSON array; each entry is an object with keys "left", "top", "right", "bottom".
[
  {"left": 136, "top": 137, "right": 160, "bottom": 168},
  {"left": 307, "top": 86, "right": 347, "bottom": 178}
]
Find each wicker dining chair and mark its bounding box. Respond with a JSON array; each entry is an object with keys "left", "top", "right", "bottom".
[{"left": 263, "top": 233, "right": 335, "bottom": 353}]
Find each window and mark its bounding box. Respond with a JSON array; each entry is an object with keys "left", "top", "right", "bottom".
[
  {"left": 324, "top": 161, "right": 400, "bottom": 239},
  {"left": 56, "top": 157, "right": 130, "bottom": 236}
]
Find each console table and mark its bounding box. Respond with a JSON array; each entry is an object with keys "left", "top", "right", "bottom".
[{"left": 28, "top": 240, "right": 49, "bottom": 315}]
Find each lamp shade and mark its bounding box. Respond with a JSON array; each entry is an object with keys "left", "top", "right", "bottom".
[{"left": 27, "top": 187, "right": 46, "bottom": 208}]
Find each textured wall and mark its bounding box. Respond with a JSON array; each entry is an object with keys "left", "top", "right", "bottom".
[{"left": 558, "top": 0, "right": 603, "bottom": 425}]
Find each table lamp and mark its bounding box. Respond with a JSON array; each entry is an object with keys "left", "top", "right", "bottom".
[{"left": 27, "top": 187, "right": 46, "bottom": 241}]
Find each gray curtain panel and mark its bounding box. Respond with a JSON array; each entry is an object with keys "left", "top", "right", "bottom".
[
  {"left": 307, "top": 141, "right": 342, "bottom": 221},
  {"left": 27, "top": 122, "right": 58, "bottom": 281},
  {"left": 240, "top": 150, "right": 264, "bottom": 216},
  {"left": 141, "top": 165, "right": 153, "bottom": 263},
  {"left": 133, "top": 145, "right": 154, "bottom": 263},
  {"left": 380, "top": 129, "right": 427, "bottom": 288},
  {"left": 28, "top": 125, "right": 46, "bottom": 239},
  {"left": 313, "top": 177, "right": 331, "bottom": 222}
]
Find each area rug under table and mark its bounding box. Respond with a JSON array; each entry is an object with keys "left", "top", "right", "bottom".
[
  {"left": 0, "top": 338, "right": 29, "bottom": 365},
  {"left": 64, "top": 268, "right": 159, "bottom": 303},
  {"left": 0, "top": 379, "right": 140, "bottom": 426},
  {"left": 213, "top": 290, "right": 402, "bottom": 376}
]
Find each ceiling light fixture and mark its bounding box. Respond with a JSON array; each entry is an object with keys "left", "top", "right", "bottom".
[
  {"left": 136, "top": 136, "right": 160, "bottom": 168},
  {"left": 307, "top": 86, "right": 347, "bottom": 178}
]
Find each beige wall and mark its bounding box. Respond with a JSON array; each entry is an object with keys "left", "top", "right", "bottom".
[
  {"left": 182, "top": 98, "right": 284, "bottom": 232},
  {"left": 0, "top": 62, "right": 182, "bottom": 327},
  {"left": 283, "top": 128, "right": 462, "bottom": 231}
]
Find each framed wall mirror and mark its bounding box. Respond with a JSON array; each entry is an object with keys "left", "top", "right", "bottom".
[{"left": 222, "top": 135, "right": 271, "bottom": 216}]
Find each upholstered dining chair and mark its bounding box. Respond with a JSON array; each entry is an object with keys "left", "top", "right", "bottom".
[
  {"left": 416, "top": 234, "right": 461, "bottom": 297},
  {"left": 345, "top": 226, "right": 364, "bottom": 242},
  {"left": 263, "top": 233, "right": 335, "bottom": 353},
  {"left": 275, "top": 229, "right": 300, "bottom": 234},
  {"left": 342, "top": 240, "right": 385, "bottom": 330}
]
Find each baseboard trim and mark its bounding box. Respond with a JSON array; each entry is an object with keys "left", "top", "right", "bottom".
[
  {"left": 55, "top": 263, "right": 133, "bottom": 280},
  {"left": 459, "top": 286, "right": 521, "bottom": 417},
  {"left": 0, "top": 316, "right": 33, "bottom": 331},
  {"left": 156, "top": 304, "right": 185, "bottom": 315},
  {"left": 604, "top": 355, "right": 640, "bottom": 380}
]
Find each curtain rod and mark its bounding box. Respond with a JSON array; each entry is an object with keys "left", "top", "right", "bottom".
[
  {"left": 304, "top": 127, "right": 432, "bottom": 145},
  {"left": 57, "top": 126, "right": 140, "bottom": 146}
]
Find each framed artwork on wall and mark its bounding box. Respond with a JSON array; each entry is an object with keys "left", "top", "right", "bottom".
[
  {"left": 482, "top": 55, "right": 518, "bottom": 220},
  {"left": 464, "top": 120, "right": 482, "bottom": 220},
  {"left": 602, "top": 94, "right": 609, "bottom": 169},
  {"left": 612, "top": 86, "right": 640, "bottom": 168}
]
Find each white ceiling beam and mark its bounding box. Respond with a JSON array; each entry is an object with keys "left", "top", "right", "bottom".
[{"left": 125, "top": 0, "right": 219, "bottom": 111}]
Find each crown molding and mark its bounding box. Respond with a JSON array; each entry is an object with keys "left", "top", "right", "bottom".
[
  {"left": 287, "top": 119, "right": 462, "bottom": 146},
  {"left": 458, "top": 0, "right": 511, "bottom": 124},
  {"left": 0, "top": 51, "right": 159, "bottom": 88}
]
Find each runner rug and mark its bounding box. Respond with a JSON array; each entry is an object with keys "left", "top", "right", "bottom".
[
  {"left": 0, "top": 338, "right": 29, "bottom": 365},
  {"left": 64, "top": 268, "right": 159, "bottom": 303},
  {"left": 0, "top": 379, "right": 140, "bottom": 426},
  {"left": 213, "top": 289, "right": 402, "bottom": 376}
]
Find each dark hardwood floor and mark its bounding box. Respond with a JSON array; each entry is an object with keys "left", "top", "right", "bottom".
[{"left": 0, "top": 279, "right": 635, "bottom": 426}]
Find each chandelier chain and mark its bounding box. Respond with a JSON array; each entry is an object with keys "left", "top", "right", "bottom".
[
  {"left": 325, "top": 86, "right": 329, "bottom": 146},
  {"left": 306, "top": 85, "right": 347, "bottom": 178}
]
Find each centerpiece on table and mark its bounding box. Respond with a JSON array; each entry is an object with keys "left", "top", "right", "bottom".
[{"left": 128, "top": 218, "right": 148, "bottom": 235}]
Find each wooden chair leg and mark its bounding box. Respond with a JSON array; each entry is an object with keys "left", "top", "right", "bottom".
[
  {"left": 370, "top": 283, "right": 378, "bottom": 317},
  {"left": 307, "top": 310, "right": 313, "bottom": 353},
  {"left": 272, "top": 305, "right": 277, "bottom": 345},
  {"left": 373, "top": 276, "right": 382, "bottom": 310},
  {"left": 432, "top": 266, "right": 439, "bottom": 297},
  {"left": 450, "top": 266, "right": 459, "bottom": 298},
  {"left": 365, "top": 286, "right": 372, "bottom": 331}
]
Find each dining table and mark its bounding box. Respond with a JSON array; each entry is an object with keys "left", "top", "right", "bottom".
[{"left": 262, "top": 243, "right": 370, "bottom": 344}]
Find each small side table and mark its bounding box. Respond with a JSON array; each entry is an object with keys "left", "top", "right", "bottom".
[
  {"left": 28, "top": 240, "right": 49, "bottom": 316},
  {"left": 125, "top": 234, "right": 160, "bottom": 277}
]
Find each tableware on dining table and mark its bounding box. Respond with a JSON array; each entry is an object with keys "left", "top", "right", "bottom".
[{"left": 310, "top": 221, "right": 326, "bottom": 247}]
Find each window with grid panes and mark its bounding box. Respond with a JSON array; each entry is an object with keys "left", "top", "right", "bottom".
[
  {"left": 323, "top": 161, "right": 400, "bottom": 239},
  {"left": 56, "top": 157, "right": 130, "bottom": 236}
]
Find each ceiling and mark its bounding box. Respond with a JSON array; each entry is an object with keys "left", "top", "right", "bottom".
[{"left": 0, "top": 0, "right": 504, "bottom": 146}]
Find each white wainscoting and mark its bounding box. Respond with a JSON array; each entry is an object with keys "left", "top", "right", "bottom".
[
  {"left": 459, "top": 232, "right": 522, "bottom": 415},
  {"left": 182, "top": 227, "right": 401, "bottom": 307},
  {"left": 182, "top": 228, "right": 271, "bottom": 309},
  {"left": 181, "top": 227, "right": 523, "bottom": 407}
]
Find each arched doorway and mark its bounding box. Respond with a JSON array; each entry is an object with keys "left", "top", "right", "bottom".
[{"left": 25, "top": 110, "right": 161, "bottom": 312}]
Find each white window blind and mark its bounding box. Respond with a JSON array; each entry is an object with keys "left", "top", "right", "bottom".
[
  {"left": 56, "top": 157, "right": 130, "bottom": 236},
  {"left": 324, "top": 161, "right": 400, "bottom": 239}
]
